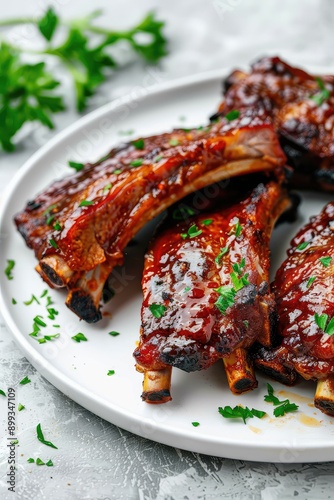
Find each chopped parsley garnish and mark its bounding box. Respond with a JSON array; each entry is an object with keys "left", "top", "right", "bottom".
[
  {"left": 72, "top": 333, "right": 88, "bottom": 342},
  {"left": 200, "top": 219, "right": 213, "bottom": 226},
  {"left": 28, "top": 457, "right": 53, "bottom": 466},
  {"left": 184, "top": 286, "right": 191, "bottom": 293},
  {"left": 191, "top": 422, "right": 200, "bottom": 427},
  {"left": 230, "top": 258, "right": 249, "bottom": 291},
  {"left": 36, "top": 458, "right": 45, "bottom": 466},
  {"left": 130, "top": 158, "right": 143, "bottom": 167},
  {"left": 132, "top": 139, "right": 145, "bottom": 150},
  {"left": 33, "top": 315, "right": 47, "bottom": 327},
  {"left": 180, "top": 224, "right": 203, "bottom": 239},
  {"left": 0, "top": 389, "right": 6, "bottom": 397},
  {"left": 169, "top": 138, "right": 179, "bottom": 146},
  {"left": 18, "top": 403, "right": 25, "bottom": 411},
  {"left": 172, "top": 206, "right": 195, "bottom": 221},
  {"left": 36, "top": 423, "right": 58, "bottom": 449},
  {"left": 37, "top": 334, "right": 60, "bottom": 344},
  {"left": 153, "top": 154, "right": 163, "bottom": 163},
  {"left": 314, "top": 313, "right": 334, "bottom": 335},
  {"left": 215, "top": 246, "right": 229, "bottom": 264},
  {"left": 43, "top": 204, "right": 57, "bottom": 225},
  {"left": 225, "top": 110, "right": 240, "bottom": 122},
  {"left": 4, "top": 259, "right": 15, "bottom": 280},
  {"left": 234, "top": 220, "right": 242, "bottom": 237},
  {"left": 149, "top": 303, "right": 167, "bottom": 318},
  {"left": 103, "top": 183, "right": 112, "bottom": 192},
  {"left": 243, "top": 320, "right": 249, "bottom": 328},
  {"left": 27, "top": 458, "right": 35, "bottom": 463},
  {"left": 12, "top": 298, "right": 17, "bottom": 305},
  {"left": 214, "top": 286, "right": 236, "bottom": 315},
  {"left": 108, "top": 331, "right": 120, "bottom": 337},
  {"left": 319, "top": 256, "right": 332, "bottom": 267},
  {"left": 53, "top": 221, "right": 62, "bottom": 231},
  {"left": 24, "top": 294, "right": 40, "bottom": 306},
  {"left": 113, "top": 169, "right": 122, "bottom": 174},
  {"left": 218, "top": 405, "right": 266, "bottom": 424},
  {"left": 47, "top": 308, "right": 59, "bottom": 320},
  {"left": 264, "top": 383, "right": 299, "bottom": 417},
  {"left": 306, "top": 276, "right": 316, "bottom": 288},
  {"left": 68, "top": 160, "right": 84, "bottom": 172},
  {"left": 296, "top": 241, "right": 310, "bottom": 251},
  {"left": 79, "top": 200, "right": 94, "bottom": 207},
  {"left": 49, "top": 238, "right": 58, "bottom": 249},
  {"left": 19, "top": 376, "right": 31, "bottom": 385},
  {"left": 46, "top": 459, "right": 53, "bottom": 467},
  {"left": 310, "top": 77, "right": 330, "bottom": 106},
  {"left": 40, "top": 289, "right": 48, "bottom": 298},
  {"left": 107, "top": 370, "right": 115, "bottom": 376}
]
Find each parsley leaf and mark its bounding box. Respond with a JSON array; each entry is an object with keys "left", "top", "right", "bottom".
[
  {"left": 107, "top": 370, "right": 115, "bottom": 376},
  {"left": 68, "top": 160, "right": 85, "bottom": 172},
  {"left": 200, "top": 219, "right": 213, "bottom": 226},
  {"left": 38, "top": 7, "right": 59, "bottom": 42},
  {"left": 215, "top": 246, "right": 229, "bottom": 264},
  {"left": 180, "top": 224, "right": 203, "bottom": 239},
  {"left": 192, "top": 422, "right": 200, "bottom": 427},
  {"left": 132, "top": 139, "right": 145, "bottom": 150},
  {"left": 36, "top": 423, "right": 58, "bottom": 449},
  {"left": 311, "top": 77, "right": 331, "bottom": 106},
  {"left": 72, "top": 333, "right": 88, "bottom": 343},
  {"left": 149, "top": 303, "right": 167, "bottom": 318},
  {"left": 19, "top": 376, "right": 31, "bottom": 385},
  {"left": 306, "top": 276, "right": 316, "bottom": 288},
  {"left": 4, "top": 259, "right": 15, "bottom": 280},
  {"left": 225, "top": 110, "right": 240, "bottom": 121},
  {"left": 218, "top": 405, "right": 266, "bottom": 424},
  {"left": 0, "top": 389, "right": 6, "bottom": 397},
  {"left": 263, "top": 383, "right": 299, "bottom": 417},
  {"left": 296, "top": 241, "right": 310, "bottom": 251},
  {"left": 319, "top": 256, "right": 332, "bottom": 267},
  {"left": 314, "top": 313, "right": 334, "bottom": 335}
]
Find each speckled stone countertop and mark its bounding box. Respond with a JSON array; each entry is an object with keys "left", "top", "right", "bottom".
[{"left": 1, "top": 1, "right": 334, "bottom": 498}]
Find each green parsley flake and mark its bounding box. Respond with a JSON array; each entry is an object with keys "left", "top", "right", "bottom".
[
  {"left": 40, "top": 289, "right": 48, "bottom": 298},
  {"left": 169, "top": 138, "right": 179, "bottom": 146},
  {"left": 153, "top": 155, "right": 163, "bottom": 163},
  {"left": 296, "top": 241, "right": 310, "bottom": 251},
  {"left": 200, "top": 219, "right": 213, "bottom": 226},
  {"left": 108, "top": 331, "right": 120, "bottom": 337},
  {"left": 172, "top": 206, "right": 195, "bottom": 221},
  {"left": 27, "top": 458, "right": 35, "bottom": 463},
  {"left": 132, "top": 139, "right": 145, "bottom": 150},
  {"left": 319, "top": 256, "right": 332, "bottom": 267},
  {"left": 36, "top": 458, "right": 45, "bottom": 466},
  {"left": 314, "top": 313, "right": 334, "bottom": 335},
  {"left": 18, "top": 403, "right": 25, "bottom": 411},
  {"left": 103, "top": 183, "right": 112, "bottom": 192},
  {"left": 79, "top": 200, "right": 94, "bottom": 207},
  {"left": 53, "top": 221, "right": 62, "bottom": 231},
  {"left": 107, "top": 370, "right": 115, "bottom": 376},
  {"left": 36, "top": 423, "right": 58, "bottom": 449},
  {"left": 33, "top": 315, "right": 47, "bottom": 327},
  {"left": 310, "top": 77, "right": 330, "bottom": 106},
  {"left": 24, "top": 294, "right": 40, "bottom": 306},
  {"left": 113, "top": 169, "right": 122, "bottom": 174},
  {"left": 235, "top": 220, "right": 242, "bottom": 237},
  {"left": 184, "top": 286, "right": 191, "bottom": 293},
  {"left": 214, "top": 286, "right": 236, "bottom": 315},
  {"left": 0, "top": 389, "right": 6, "bottom": 397},
  {"left": 130, "top": 158, "right": 143, "bottom": 167},
  {"left": 72, "top": 333, "right": 88, "bottom": 343},
  {"left": 149, "top": 303, "right": 167, "bottom": 319},
  {"left": 12, "top": 298, "right": 17, "bottom": 305},
  {"left": 264, "top": 383, "right": 299, "bottom": 417},
  {"left": 68, "top": 161, "right": 84, "bottom": 172},
  {"left": 215, "top": 246, "right": 229, "bottom": 264},
  {"left": 4, "top": 259, "right": 15, "bottom": 280},
  {"left": 19, "top": 376, "right": 31, "bottom": 385},
  {"left": 181, "top": 224, "right": 203, "bottom": 239},
  {"left": 306, "top": 276, "right": 316, "bottom": 288},
  {"left": 191, "top": 422, "right": 200, "bottom": 427},
  {"left": 225, "top": 110, "right": 240, "bottom": 122},
  {"left": 218, "top": 405, "right": 266, "bottom": 424},
  {"left": 49, "top": 238, "right": 58, "bottom": 249}
]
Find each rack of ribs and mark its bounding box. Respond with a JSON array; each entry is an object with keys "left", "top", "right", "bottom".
[
  {"left": 254, "top": 202, "right": 334, "bottom": 416},
  {"left": 133, "top": 176, "right": 294, "bottom": 403},
  {"left": 14, "top": 111, "right": 286, "bottom": 323},
  {"left": 212, "top": 56, "right": 334, "bottom": 191}
]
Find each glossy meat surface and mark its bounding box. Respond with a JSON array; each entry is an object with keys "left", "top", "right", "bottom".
[
  {"left": 134, "top": 179, "right": 291, "bottom": 373},
  {"left": 217, "top": 56, "right": 334, "bottom": 189},
  {"left": 256, "top": 202, "right": 334, "bottom": 380}
]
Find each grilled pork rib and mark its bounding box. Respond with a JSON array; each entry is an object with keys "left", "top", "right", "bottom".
[
  {"left": 15, "top": 112, "right": 285, "bottom": 322},
  {"left": 134, "top": 178, "right": 293, "bottom": 403},
  {"left": 214, "top": 56, "right": 334, "bottom": 191},
  {"left": 254, "top": 202, "right": 334, "bottom": 415}
]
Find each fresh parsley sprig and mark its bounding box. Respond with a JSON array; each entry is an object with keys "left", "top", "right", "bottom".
[
  {"left": 218, "top": 405, "right": 266, "bottom": 424},
  {"left": 0, "top": 8, "right": 167, "bottom": 151},
  {"left": 264, "top": 383, "right": 299, "bottom": 417}
]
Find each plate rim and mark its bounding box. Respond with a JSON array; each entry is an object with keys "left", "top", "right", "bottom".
[{"left": 1, "top": 65, "right": 334, "bottom": 463}]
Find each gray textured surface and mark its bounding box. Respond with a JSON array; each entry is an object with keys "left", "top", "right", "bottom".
[{"left": 1, "top": 1, "right": 334, "bottom": 498}]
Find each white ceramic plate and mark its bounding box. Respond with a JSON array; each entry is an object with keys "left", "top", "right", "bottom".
[{"left": 1, "top": 69, "right": 334, "bottom": 463}]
